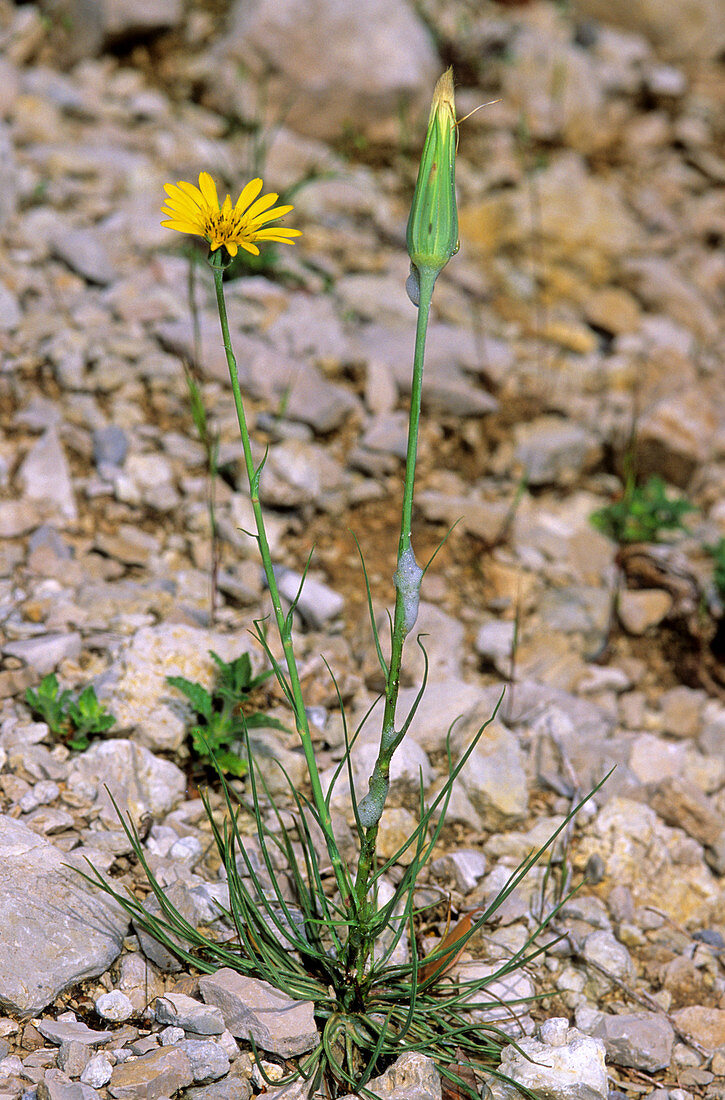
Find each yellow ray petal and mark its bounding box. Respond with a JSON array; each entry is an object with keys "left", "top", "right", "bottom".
[
  {"left": 161, "top": 218, "right": 206, "bottom": 234},
  {"left": 248, "top": 204, "right": 294, "bottom": 227},
  {"left": 161, "top": 198, "right": 203, "bottom": 221},
  {"left": 234, "top": 178, "right": 264, "bottom": 214},
  {"left": 174, "top": 181, "right": 207, "bottom": 208},
  {"left": 198, "top": 172, "right": 220, "bottom": 211},
  {"left": 245, "top": 192, "right": 279, "bottom": 220},
  {"left": 253, "top": 226, "right": 301, "bottom": 238}
]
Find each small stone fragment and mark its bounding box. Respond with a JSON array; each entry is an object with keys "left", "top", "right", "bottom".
[
  {"left": 95, "top": 990, "right": 134, "bottom": 1022},
  {"left": 80, "top": 1052, "right": 114, "bottom": 1087},
  {"left": 108, "top": 1045, "right": 193, "bottom": 1099},
  {"left": 592, "top": 1012, "right": 674, "bottom": 1072},
  {"left": 617, "top": 589, "right": 673, "bottom": 634},
  {"left": 177, "top": 1038, "right": 230, "bottom": 1083},
  {"left": 198, "top": 969, "right": 318, "bottom": 1058},
  {"left": 154, "top": 993, "right": 225, "bottom": 1036}
]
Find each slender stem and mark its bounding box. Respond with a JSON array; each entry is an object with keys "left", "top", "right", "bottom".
[
  {"left": 348, "top": 267, "right": 437, "bottom": 968},
  {"left": 211, "top": 258, "right": 352, "bottom": 911}
]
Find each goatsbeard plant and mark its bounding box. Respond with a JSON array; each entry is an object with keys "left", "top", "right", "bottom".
[{"left": 83, "top": 70, "right": 598, "bottom": 1099}]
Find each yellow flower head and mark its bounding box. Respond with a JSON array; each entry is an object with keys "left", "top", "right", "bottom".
[{"left": 161, "top": 171, "right": 301, "bottom": 258}]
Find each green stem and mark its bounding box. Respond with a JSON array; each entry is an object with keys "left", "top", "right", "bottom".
[
  {"left": 347, "top": 266, "right": 437, "bottom": 970},
  {"left": 210, "top": 255, "right": 352, "bottom": 911}
]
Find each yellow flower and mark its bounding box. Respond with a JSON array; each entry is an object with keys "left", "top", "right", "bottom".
[{"left": 161, "top": 171, "right": 301, "bottom": 257}]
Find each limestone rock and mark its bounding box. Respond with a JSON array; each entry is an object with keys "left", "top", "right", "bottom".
[
  {"left": 217, "top": 0, "right": 438, "bottom": 142},
  {"left": 570, "top": 0, "right": 725, "bottom": 60},
  {"left": 66, "top": 739, "right": 186, "bottom": 827},
  {"left": 0, "top": 816, "right": 128, "bottom": 1014},
  {"left": 591, "top": 1011, "right": 674, "bottom": 1071},
  {"left": 199, "top": 969, "right": 318, "bottom": 1058},
  {"left": 108, "top": 1044, "right": 193, "bottom": 1099},
  {"left": 484, "top": 1019, "right": 607, "bottom": 1100},
  {"left": 454, "top": 719, "right": 529, "bottom": 830},
  {"left": 18, "top": 429, "right": 77, "bottom": 524},
  {"left": 617, "top": 589, "right": 673, "bottom": 634},
  {"left": 514, "top": 417, "right": 601, "bottom": 487}
]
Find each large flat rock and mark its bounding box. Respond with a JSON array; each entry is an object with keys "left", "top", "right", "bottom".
[{"left": 0, "top": 816, "right": 128, "bottom": 1015}]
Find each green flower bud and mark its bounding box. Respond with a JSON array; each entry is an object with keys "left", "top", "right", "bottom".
[{"left": 406, "top": 68, "right": 459, "bottom": 295}]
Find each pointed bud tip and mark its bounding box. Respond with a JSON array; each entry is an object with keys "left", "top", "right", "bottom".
[{"left": 432, "top": 67, "right": 456, "bottom": 121}]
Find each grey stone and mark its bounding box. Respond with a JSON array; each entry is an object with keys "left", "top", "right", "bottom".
[
  {"left": 93, "top": 426, "right": 128, "bottom": 469},
  {"left": 3, "top": 633, "right": 82, "bottom": 677},
  {"left": 185, "top": 1080, "right": 252, "bottom": 1100},
  {"left": 199, "top": 969, "right": 318, "bottom": 1058},
  {"left": 429, "top": 850, "right": 487, "bottom": 896},
  {"left": 338, "top": 1051, "right": 441, "bottom": 1100},
  {"left": 0, "top": 816, "right": 127, "bottom": 1015},
  {"left": 514, "top": 417, "right": 601, "bottom": 486},
  {"left": 454, "top": 719, "right": 528, "bottom": 830},
  {"left": 0, "top": 283, "right": 21, "bottom": 332},
  {"left": 484, "top": 1020, "right": 607, "bottom": 1100},
  {"left": 618, "top": 589, "right": 673, "bottom": 634},
  {"left": 57, "top": 1039, "right": 92, "bottom": 1078},
  {"left": 0, "top": 121, "right": 18, "bottom": 227},
  {"left": 538, "top": 586, "right": 612, "bottom": 639},
  {"left": 360, "top": 412, "right": 409, "bottom": 460},
  {"left": 96, "top": 624, "right": 253, "bottom": 753},
  {"left": 218, "top": 0, "right": 438, "bottom": 142},
  {"left": 352, "top": 730, "right": 431, "bottom": 803},
  {"left": 108, "top": 1045, "right": 193, "bottom": 1099},
  {"left": 591, "top": 1012, "right": 674, "bottom": 1072},
  {"left": 263, "top": 440, "right": 351, "bottom": 511},
  {"left": 117, "top": 953, "right": 165, "bottom": 1016},
  {"left": 80, "top": 1053, "right": 113, "bottom": 1087},
  {"left": 37, "top": 1021, "right": 113, "bottom": 1047},
  {"left": 18, "top": 429, "right": 77, "bottom": 523},
  {"left": 18, "top": 780, "right": 61, "bottom": 813},
  {"left": 95, "top": 991, "right": 133, "bottom": 1022},
  {"left": 134, "top": 879, "right": 230, "bottom": 974},
  {"left": 475, "top": 621, "right": 516, "bottom": 670},
  {"left": 0, "top": 500, "right": 51, "bottom": 537},
  {"left": 582, "top": 930, "right": 634, "bottom": 980},
  {"left": 66, "top": 739, "right": 186, "bottom": 827},
  {"left": 454, "top": 960, "right": 535, "bottom": 1036},
  {"left": 50, "top": 226, "right": 115, "bottom": 286},
  {"left": 37, "top": 1069, "right": 98, "bottom": 1099},
  {"left": 177, "top": 1039, "right": 230, "bottom": 1083},
  {"left": 570, "top": 0, "right": 725, "bottom": 59},
  {"left": 153, "top": 993, "right": 225, "bottom": 1036},
  {"left": 42, "top": 0, "right": 182, "bottom": 60},
  {"left": 275, "top": 568, "right": 345, "bottom": 628}
]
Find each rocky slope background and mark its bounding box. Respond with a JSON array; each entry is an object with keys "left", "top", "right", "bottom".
[{"left": 0, "top": 0, "right": 724, "bottom": 1097}]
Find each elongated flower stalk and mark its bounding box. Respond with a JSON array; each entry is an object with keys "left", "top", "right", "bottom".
[
  {"left": 348, "top": 68, "right": 460, "bottom": 970},
  {"left": 161, "top": 173, "right": 351, "bottom": 911}
]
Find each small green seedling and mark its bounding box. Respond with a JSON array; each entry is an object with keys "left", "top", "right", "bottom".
[
  {"left": 25, "top": 674, "right": 116, "bottom": 751},
  {"left": 591, "top": 475, "right": 696, "bottom": 544},
  {"left": 167, "top": 650, "right": 286, "bottom": 776}
]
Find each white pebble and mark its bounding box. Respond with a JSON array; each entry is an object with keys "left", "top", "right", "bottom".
[
  {"left": 95, "top": 990, "right": 134, "bottom": 1022},
  {"left": 169, "top": 836, "right": 203, "bottom": 862},
  {"left": 81, "top": 1052, "right": 113, "bottom": 1087},
  {"left": 159, "top": 1026, "right": 185, "bottom": 1045}
]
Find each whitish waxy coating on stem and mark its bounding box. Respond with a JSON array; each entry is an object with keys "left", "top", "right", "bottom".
[
  {"left": 356, "top": 766, "right": 389, "bottom": 828},
  {"left": 394, "top": 545, "right": 424, "bottom": 636}
]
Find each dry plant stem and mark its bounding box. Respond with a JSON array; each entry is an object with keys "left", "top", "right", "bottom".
[
  {"left": 211, "top": 256, "right": 352, "bottom": 910},
  {"left": 348, "top": 266, "right": 437, "bottom": 970}
]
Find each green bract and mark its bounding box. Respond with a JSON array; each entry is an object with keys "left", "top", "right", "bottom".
[{"left": 406, "top": 67, "right": 459, "bottom": 287}]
